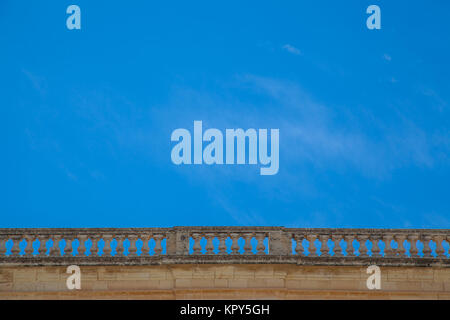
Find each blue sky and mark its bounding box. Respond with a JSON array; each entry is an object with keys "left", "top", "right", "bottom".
[{"left": 1, "top": 1, "right": 450, "bottom": 228}]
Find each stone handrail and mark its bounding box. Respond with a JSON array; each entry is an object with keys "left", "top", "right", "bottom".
[{"left": 0, "top": 227, "right": 449, "bottom": 266}]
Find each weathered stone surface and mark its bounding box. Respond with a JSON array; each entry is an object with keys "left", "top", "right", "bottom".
[
  {"left": 0, "top": 227, "right": 448, "bottom": 299},
  {"left": 1, "top": 227, "right": 449, "bottom": 267},
  {"left": 0, "top": 264, "right": 448, "bottom": 299}
]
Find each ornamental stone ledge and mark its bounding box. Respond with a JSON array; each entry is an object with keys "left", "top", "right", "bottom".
[{"left": 0, "top": 227, "right": 449, "bottom": 267}]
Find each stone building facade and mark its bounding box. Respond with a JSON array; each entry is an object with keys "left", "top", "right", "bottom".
[{"left": 0, "top": 227, "right": 449, "bottom": 299}]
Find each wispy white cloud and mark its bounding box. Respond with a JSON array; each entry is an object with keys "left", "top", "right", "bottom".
[
  {"left": 69, "top": 77, "right": 450, "bottom": 182},
  {"left": 240, "top": 75, "right": 443, "bottom": 175},
  {"left": 62, "top": 75, "right": 450, "bottom": 225},
  {"left": 282, "top": 44, "right": 301, "bottom": 55},
  {"left": 421, "top": 87, "right": 447, "bottom": 112},
  {"left": 383, "top": 53, "right": 392, "bottom": 61},
  {"left": 21, "top": 68, "right": 47, "bottom": 95},
  {"left": 140, "top": 75, "right": 450, "bottom": 224}
]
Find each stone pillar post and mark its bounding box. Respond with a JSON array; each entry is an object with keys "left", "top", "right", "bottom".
[
  {"left": 174, "top": 229, "right": 190, "bottom": 255},
  {"left": 269, "top": 230, "right": 290, "bottom": 256}
]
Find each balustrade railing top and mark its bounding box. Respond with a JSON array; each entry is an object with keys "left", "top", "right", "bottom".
[{"left": 0, "top": 227, "right": 449, "bottom": 267}]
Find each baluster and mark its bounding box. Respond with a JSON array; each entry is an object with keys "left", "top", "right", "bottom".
[
  {"left": 128, "top": 235, "right": 138, "bottom": 257},
  {"left": 218, "top": 234, "right": 227, "bottom": 254},
  {"left": 332, "top": 235, "right": 343, "bottom": 257},
  {"left": 345, "top": 236, "right": 355, "bottom": 257},
  {"left": 319, "top": 235, "right": 329, "bottom": 257},
  {"left": 383, "top": 234, "right": 394, "bottom": 257},
  {"left": 395, "top": 235, "right": 407, "bottom": 257},
  {"left": 24, "top": 235, "right": 34, "bottom": 257},
  {"left": 154, "top": 234, "right": 163, "bottom": 255},
  {"left": 371, "top": 236, "right": 381, "bottom": 257},
  {"left": 256, "top": 233, "right": 266, "bottom": 255},
  {"left": 0, "top": 237, "right": 7, "bottom": 257},
  {"left": 10, "top": 236, "right": 22, "bottom": 257},
  {"left": 434, "top": 236, "right": 445, "bottom": 257},
  {"left": 90, "top": 236, "right": 99, "bottom": 257},
  {"left": 78, "top": 235, "right": 87, "bottom": 257},
  {"left": 243, "top": 233, "right": 253, "bottom": 255},
  {"left": 102, "top": 235, "right": 112, "bottom": 257},
  {"left": 307, "top": 235, "right": 317, "bottom": 257},
  {"left": 64, "top": 238, "right": 73, "bottom": 256},
  {"left": 38, "top": 237, "right": 47, "bottom": 257},
  {"left": 141, "top": 235, "right": 150, "bottom": 256},
  {"left": 408, "top": 235, "right": 419, "bottom": 258},
  {"left": 50, "top": 235, "right": 61, "bottom": 257},
  {"left": 205, "top": 233, "right": 215, "bottom": 255},
  {"left": 422, "top": 235, "right": 432, "bottom": 257},
  {"left": 293, "top": 234, "right": 303, "bottom": 256},
  {"left": 192, "top": 233, "right": 202, "bottom": 255},
  {"left": 115, "top": 235, "right": 125, "bottom": 256},
  {"left": 230, "top": 233, "right": 240, "bottom": 255},
  {"left": 358, "top": 235, "right": 368, "bottom": 257}
]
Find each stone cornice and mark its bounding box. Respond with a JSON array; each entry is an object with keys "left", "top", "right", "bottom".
[{"left": 0, "top": 255, "right": 449, "bottom": 267}]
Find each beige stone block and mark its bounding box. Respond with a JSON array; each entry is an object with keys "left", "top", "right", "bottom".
[
  {"left": 265, "top": 278, "right": 285, "bottom": 288},
  {"left": 12, "top": 282, "right": 36, "bottom": 292},
  {"left": 273, "top": 267, "right": 287, "bottom": 278},
  {"left": 383, "top": 280, "right": 422, "bottom": 291},
  {"left": 421, "top": 281, "right": 444, "bottom": 292},
  {"left": 408, "top": 268, "right": 434, "bottom": 280},
  {"left": 175, "top": 279, "right": 192, "bottom": 288},
  {"left": 254, "top": 266, "right": 274, "bottom": 278},
  {"left": 444, "top": 282, "right": 450, "bottom": 292},
  {"left": 36, "top": 268, "right": 60, "bottom": 281},
  {"left": 215, "top": 266, "right": 234, "bottom": 279},
  {"left": 293, "top": 279, "right": 334, "bottom": 290},
  {"left": 35, "top": 281, "right": 65, "bottom": 291},
  {"left": 98, "top": 269, "right": 117, "bottom": 280},
  {"left": 80, "top": 280, "right": 108, "bottom": 291},
  {"left": 171, "top": 266, "right": 193, "bottom": 278},
  {"left": 107, "top": 280, "right": 160, "bottom": 290},
  {"left": 228, "top": 279, "right": 248, "bottom": 288},
  {"left": 158, "top": 280, "right": 174, "bottom": 289},
  {"left": 328, "top": 280, "right": 365, "bottom": 291},
  {"left": 116, "top": 271, "right": 149, "bottom": 280},
  {"left": 0, "top": 282, "right": 13, "bottom": 291},
  {"left": 234, "top": 266, "right": 254, "bottom": 279},
  {"left": 328, "top": 267, "right": 362, "bottom": 280},
  {"left": 192, "top": 267, "right": 215, "bottom": 279},
  {"left": 285, "top": 279, "right": 302, "bottom": 289},
  {"left": 79, "top": 270, "right": 98, "bottom": 281},
  {"left": 247, "top": 279, "right": 268, "bottom": 288},
  {"left": 148, "top": 268, "right": 168, "bottom": 280},
  {"left": 287, "top": 266, "right": 331, "bottom": 280},
  {"left": 0, "top": 269, "right": 13, "bottom": 283},
  {"left": 190, "top": 279, "right": 215, "bottom": 288},
  {"left": 387, "top": 269, "right": 408, "bottom": 281},
  {"left": 214, "top": 279, "right": 228, "bottom": 288},
  {"left": 14, "top": 269, "right": 37, "bottom": 282},
  {"left": 433, "top": 269, "right": 450, "bottom": 281}
]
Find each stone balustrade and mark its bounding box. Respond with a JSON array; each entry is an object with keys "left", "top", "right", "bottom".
[{"left": 0, "top": 227, "right": 449, "bottom": 266}]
